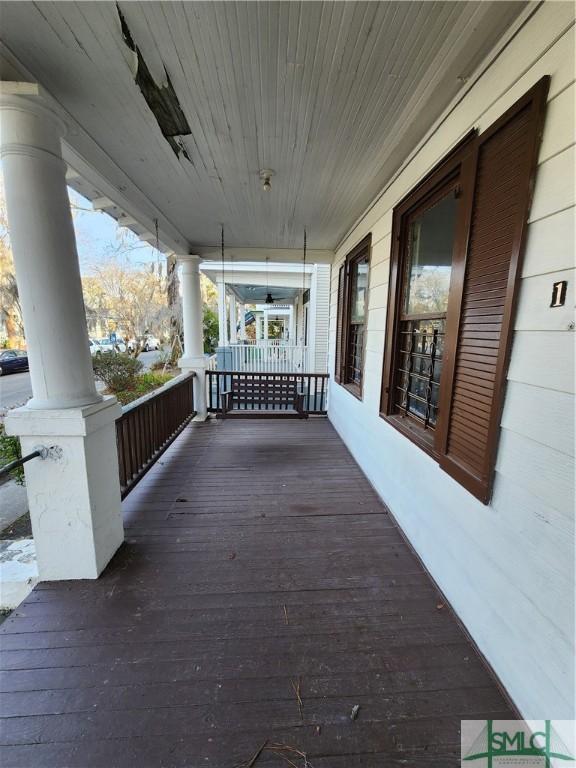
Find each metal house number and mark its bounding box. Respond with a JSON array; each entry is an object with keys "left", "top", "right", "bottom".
[{"left": 550, "top": 280, "right": 567, "bottom": 308}]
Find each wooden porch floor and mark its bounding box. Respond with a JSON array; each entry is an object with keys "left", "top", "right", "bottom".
[{"left": 0, "top": 418, "right": 514, "bottom": 767}]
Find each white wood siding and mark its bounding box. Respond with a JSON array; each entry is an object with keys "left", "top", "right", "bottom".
[
  {"left": 312, "top": 264, "right": 331, "bottom": 373},
  {"left": 327, "top": 1, "right": 575, "bottom": 723}
]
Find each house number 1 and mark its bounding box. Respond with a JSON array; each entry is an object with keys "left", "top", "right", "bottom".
[{"left": 550, "top": 280, "right": 567, "bottom": 307}]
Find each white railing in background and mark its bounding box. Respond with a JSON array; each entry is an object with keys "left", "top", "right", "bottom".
[
  {"left": 207, "top": 353, "right": 217, "bottom": 370},
  {"left": 228, "top": 344, "right": 310, "bottom": 372},
  {"left": 240, "top": 338, "right": 288, "bottom": 346}
]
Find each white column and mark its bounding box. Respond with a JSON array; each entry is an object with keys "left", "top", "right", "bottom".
[
  {"left": 178, "top": 256, "right": 207, "bottom": 420},
  {"left": 288, "top": 306, "right": 295, "bottom": 343},
  {"left": 308, "top": 266, "right": 318, "bottom": 372},
  {"left": 229, "top": 294, "right": 237, "bottom": 344},
  {"left": 239, "top": 303, "right": 246, "bottom": 341},
  {"left": 255, "top": 314, "right": 262, "bottom": 341},
  {"left": 2, "top": 89, "right": 123, "bottom": 580},
  {"left": 263, "top": 310, "right": 269, "bottom": 341},
  {"left": 216, "top": 278, "right": 228, "bottom": 347}
]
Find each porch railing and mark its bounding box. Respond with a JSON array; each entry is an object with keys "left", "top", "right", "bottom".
[
  {"left": 116, "top": 373, "right": 195, "bottom": 498},
  {"left": 226, "top": 344, "right": 310, "bottom": 372},
  {"left": 206, "top": 371, "right": 328, "bottom": 415}
]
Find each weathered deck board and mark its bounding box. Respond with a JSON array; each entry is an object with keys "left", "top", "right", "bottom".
[{"left": 0, "top": 418, "right": 513, "bottom": 767}]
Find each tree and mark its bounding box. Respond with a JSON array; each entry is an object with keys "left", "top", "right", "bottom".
[
  {"left": 83, "top": 259, "right": 169, "bottom": 354},
  {"left": 203, "top": 306, "right": 219, "bottom": 353}
]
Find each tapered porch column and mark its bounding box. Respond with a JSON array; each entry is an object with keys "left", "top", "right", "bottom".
[
  {"left": 263, "top": 310, "right": 269, "bottom": 341},
  {"left": 229, "top": 294, "right": 237, "bottom": 344},
  {"left": 255, "top": 314, "right": 262, "bottom": 341},
  {"left": 238, "top": 303, "right": 246, "bottom": 341},
  {"left": 1, "top": 89, "right": 124, "bottom": 580},
  {"left": 288, "top": 306, "right": 295, "bottom": 343},
  {"left": 216, "top": 277, "right": 228, "bottom": 347},
  {"left": 177, "top": 255, "right": 207, "bottom": 420}
]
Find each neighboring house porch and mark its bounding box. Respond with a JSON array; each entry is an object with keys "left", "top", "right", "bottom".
[{"left": 201, "top": 261, "right": 331, "bottom": 373}]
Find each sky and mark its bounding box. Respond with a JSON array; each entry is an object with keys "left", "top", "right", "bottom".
[{"left": 68, "top": 188, "right": 164, "bottom": 276}]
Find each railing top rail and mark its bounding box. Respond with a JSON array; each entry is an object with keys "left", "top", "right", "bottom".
[
  {"left": 226, "top": 343, "right": 306, "bottom": 348},
  {"left": 207, "top": 370, "right": 328, "bottom": 377},
  {"left": 119, "top": 372, "right": 195, "bottom": 418}
]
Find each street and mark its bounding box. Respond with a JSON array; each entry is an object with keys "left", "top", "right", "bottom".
[
  {"left": 0, "top": 372, "right": 31, "bottom": 412},
  {"left": 0, "top": 350, "right": 165, "bottom": 412}
]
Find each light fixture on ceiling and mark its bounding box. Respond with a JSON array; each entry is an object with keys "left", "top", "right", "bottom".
[{"left": 259, "top": 169, "right": 275, "bottom": 192}]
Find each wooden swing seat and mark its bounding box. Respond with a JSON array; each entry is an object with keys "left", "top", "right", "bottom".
[{"left": 220, "top": 377, "right": 307, "bottom": 419}]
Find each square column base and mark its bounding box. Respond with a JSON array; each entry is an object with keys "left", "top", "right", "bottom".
[
  {"left": 4, "top": 397, "right": 125, "bottom": 581},
  {"left": 179, "top": 357, "right": 208, "bottom": 420}
]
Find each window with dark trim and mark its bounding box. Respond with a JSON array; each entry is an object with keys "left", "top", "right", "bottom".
[
  {"left": 335, "top": 234, "right": 371, "bottom": 397},
  {"left": 381, "top": 77, "right": 550, "bottom": 503}
]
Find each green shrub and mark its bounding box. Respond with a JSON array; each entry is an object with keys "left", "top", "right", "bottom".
[
  {"left": 114, "top": 372, "right": 173, "bottom": 405},
  {"left": 0, "top": 423, "right": 24, "bottom": 485},
  {"left": 92, "top": 352, "right": 143, "bottom": 392}
]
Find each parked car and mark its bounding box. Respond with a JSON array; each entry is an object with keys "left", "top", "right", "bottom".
[
  {"left": 89, "top": 338, "right": 103, "bottom": 356},
  {"left": 0, "top": 349, "right": 29, "bottom": 375},
  {"left": 142, "top": 335, "right": 161, "bottom": 352},
  {"left": 98, "top": 338, "right": 127, "bottom": 353}
]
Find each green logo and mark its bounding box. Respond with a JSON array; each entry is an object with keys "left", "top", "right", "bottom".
[{"left": 463, "top": 720, "right": 574, "bottom": 767}]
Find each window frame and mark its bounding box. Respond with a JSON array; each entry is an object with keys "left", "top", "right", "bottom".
[
  {"left": 336, "top": 234, "right": 372, "bottom": 399},
  {"left": 380, "top": 135, "right": 477, "bottom": 458}
]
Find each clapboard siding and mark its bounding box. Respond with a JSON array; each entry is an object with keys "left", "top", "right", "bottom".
[
  {"left": 328, "top": 1, "right": 575, "bottom": 725},
  {"left": 539, "top": 83, "right": 575, "bottom": 162},
  {"left": 530, "top": 145, "right": 576, "bottom": 222},
  {"left": 501, "top": 381, "right": 575, "bottom": 458},
  {"left": 495, "top": 430, "right": 574, "bottom": 516},
  {"left": 523, "top": 206, "right": 575, "bottom": 277},
  {"left": 507, "top": 331, "right": 575, "bottom": 393},
  {"left": 515, "top": 269, "right": 574, "bottom": 330},
  {"left": 313, "top": 264, "right": 331, "bottom": 373}
]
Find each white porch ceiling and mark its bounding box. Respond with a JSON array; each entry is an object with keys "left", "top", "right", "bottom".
[
  {"left": 228, "top": 285, "right": 300, "bottom": 304},
  {"left": 0, "top": 1, "right": 528, "bottom": 252}
]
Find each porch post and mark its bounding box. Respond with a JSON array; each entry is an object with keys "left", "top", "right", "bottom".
[
  {"left": 177, "top": 255, "right": 207, "bottom": 420},
  {"left": 238, "top": 303, "right": 246, "bottom": 341},
  {"left": 216, "top": 277, "right": 228, "bottom": 347},
  {"left": 288, "top": 307, "right": 295, "bottom": 343},
  {"left": 229, "top": 294, "right": 237, "bottom": 344},
  {"left": 255, "top": 314, "right": 262, "bottom": 341},
  {"left": 308, "top": 265, "right": 318, "bottom": 372},
  {"left": 1, "top": 90, "right": 124, "bottom": 580},
  {"left": 263, "top": 309, "right": 269, "bottom": 341}
]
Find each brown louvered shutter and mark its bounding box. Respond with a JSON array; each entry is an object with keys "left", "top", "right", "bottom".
[
  {"left": 334, "top": 263, "right": 346, "bottom": 382},
  {"left": 438, "top": 77, "right": 549, "bottom": 502}
]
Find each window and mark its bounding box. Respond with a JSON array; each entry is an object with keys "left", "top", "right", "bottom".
[
  {"left": 395, "top": 186, "right": 459, "bottom": 434},
  {"left": 335, "top": 234, "right": 371, "bottom": 396},
  {"left": 381, "top": 77, "right": 549, "bottom": 503}
]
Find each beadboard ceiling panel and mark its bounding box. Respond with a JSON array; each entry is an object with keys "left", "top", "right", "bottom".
[{"left": 0, "top": 1, "right": 527, "bottom": 250}]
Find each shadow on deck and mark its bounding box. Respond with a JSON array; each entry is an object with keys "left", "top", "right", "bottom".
[{"left": 0, "top": 418, "right": 513, "bottom": 767}]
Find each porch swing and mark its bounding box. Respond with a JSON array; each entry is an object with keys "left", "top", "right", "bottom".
[{"left": 219, "top": 228, "right": 308, "bottom": 419}]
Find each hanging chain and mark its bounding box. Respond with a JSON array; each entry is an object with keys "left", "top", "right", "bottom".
[
  {"left": 302, "top": 227, "right": 307, "bottom": 295},
  {"left": 154, "top": 218, "right": 160, "bottom": 276}
]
